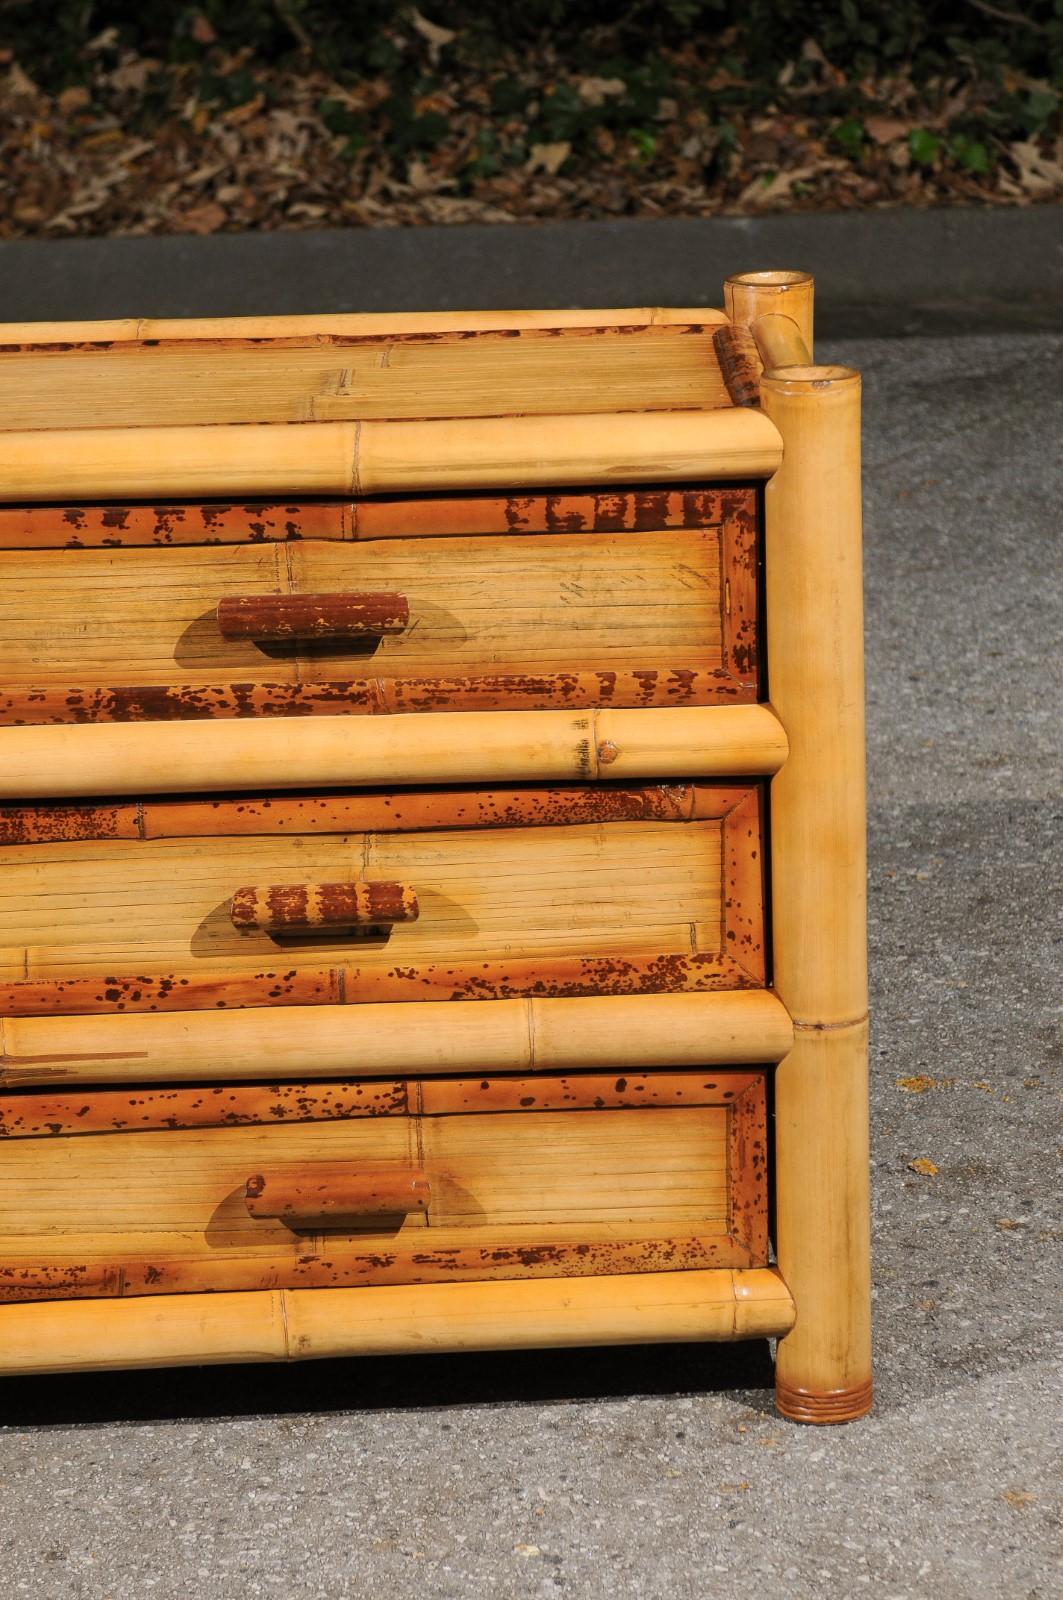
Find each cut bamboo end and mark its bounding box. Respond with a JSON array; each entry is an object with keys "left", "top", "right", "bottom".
[
  {"left": 750, "top": 313, "right": 812, "bottom": 372},
  {"left": 0, "top": 1267, "right": 796, "bottom": 1374},
  {"left": 0, "top": 704, "right": 787, "bottom": 800},
  {"left": 230, "top": 882, "right": 419, "bottom": 933},
  {"left": 0, "top": 409, "right": 783, "bottom": 503},
  {"left": 0, "top": 989, "right": 795, "bottom": 1087},
  {"left": 216, "top": 592, "right": 409, "bottom": 642},
  {"left": 725, "top": 270, "right": 814, "bottom": 354}
]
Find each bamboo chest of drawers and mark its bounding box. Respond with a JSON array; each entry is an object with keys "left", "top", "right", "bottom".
[{"left": 0, "top": 271, "right": 871, "bottom": 1424}]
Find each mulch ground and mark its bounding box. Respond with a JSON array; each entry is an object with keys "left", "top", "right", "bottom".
[{"left": 2, "top": 28, "right": 1060, "bottom": 237}]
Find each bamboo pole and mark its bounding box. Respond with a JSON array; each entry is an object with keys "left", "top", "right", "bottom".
[
  {"left": 0, "top": 409, "right": 782, "bottom": 503},
  {"left": 0, "top": 704, "right": 788, "bottom": 799},
  {"left": 750, "top": 313, "right": 812, "bottom": 372},
  {"left": 760, "top": 360, "right": 872, "bottom": 1424},
  {"left": 0, "top": 989, "right": 794, "bottom": 1087},
  {"left": 724, "top": 270, "right": 814, "bottom": 354},
  {"left": 0, "top": 307, "right": 729, "bottom": 347},
  {"left": 0, "top": 1267, "right": 795, "bottom": 1374}
]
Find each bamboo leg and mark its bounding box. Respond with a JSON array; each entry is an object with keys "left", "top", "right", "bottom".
[{"left": 760, "top": 360, "right": 872, "bottom": 1423}]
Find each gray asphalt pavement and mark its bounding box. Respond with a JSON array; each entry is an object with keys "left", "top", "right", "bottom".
[{"left": 0, "top": 323, "right": 1060, "bottom": 1597}]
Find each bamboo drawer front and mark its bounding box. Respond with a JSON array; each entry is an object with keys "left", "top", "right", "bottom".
[
  {"left": 0, "top": 1069, "right": 767, "bottom": 1304},
  {"left": 0, "top": 488, "right": 757, "bottom": 722},
  {"left": 0, "top": 782, "right": 763, "bottom": 1015},
  {"left": 0, "top": 280, "right": 873, "bottom": 1425}
]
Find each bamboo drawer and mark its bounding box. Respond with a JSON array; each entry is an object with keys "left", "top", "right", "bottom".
[
  {"left": 0, "top": 1069, "right": 768, "bottom": 1304},
  {"left": 0, "top": 487, "right": 758, "bottom": 725},
  {"left": 0, "top": 781, "right": 764, "bottom": 1016}
]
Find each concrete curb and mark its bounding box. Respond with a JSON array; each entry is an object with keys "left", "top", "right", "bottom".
[{"left": 1, "top": 206, "right": 1061, "bottom": 334}]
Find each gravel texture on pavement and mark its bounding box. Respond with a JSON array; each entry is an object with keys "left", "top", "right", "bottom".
[{"left": 0, "top": 331, "right": 1060, "bottom": 1600}]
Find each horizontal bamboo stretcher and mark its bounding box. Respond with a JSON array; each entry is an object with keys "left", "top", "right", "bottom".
[
  {"left": 0, "top": 989, "right": 794, "bottom": 1088},
  {"left": 0, "top": 1268, "right": 795, "bottom": 1374},
  {"left": 0, "top": 704, "right": 788, "bottom": 798},
  {"left": 0, "top": 410, "right": 783, "bottom": 501}
]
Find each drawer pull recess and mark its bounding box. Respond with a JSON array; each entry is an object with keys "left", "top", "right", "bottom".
[
  {"left": 230, "top": 881, "right": 419, "bottom": 933},
  {"left": 216, "top": 591, "right": 409, "bottom": 641},
  {"left": 245, "top": 1167, "right": 431, "bottom": 1222}
]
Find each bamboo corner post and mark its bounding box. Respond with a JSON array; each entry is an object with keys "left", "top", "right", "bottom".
[
  {"left": 725, "top": 269, "right": 815, "bottom": 355},
  {"left": 757, "top": 351, "right": 873, "bottom": 1424}
]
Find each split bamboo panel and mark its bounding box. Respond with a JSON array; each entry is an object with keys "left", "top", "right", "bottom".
[
  {"left": 0, "top": 989, "right": 794, "bottom": 1087},
  {"left": 759, "top": 360, "right": 872, "bottom": 1424},
  {"left": 0, "top": 704, "right": 788, "bottom": 798},
  {"left": 0, "top": 1267, "right": 796, "bottom": 1374},
  {"left": 0, "top": 816, "right": 732, "bottom": 980},
  {"left": 0, "top": 324, "right": 738, "bottom": 432},
  {"left": 725, "top": 270, "right": 815, "bottom": 353},
  {"left": 0, "top": 410, "right": 783, "bottom": 502},
  {"left": 0, "top": 524, "right": 737, "bottom": 692}
]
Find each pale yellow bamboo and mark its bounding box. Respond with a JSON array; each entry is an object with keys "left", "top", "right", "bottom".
[
  {"left": 0, "top": 1268, "right": 795, "bottom": 1374},
  {"left": 760, "top": 359, "right": 872, "bottom": 1424},
  {"left": 750, "top": 313, "right": 812, "bottom": 371},
  {"left": 0, "top": 306, "right": 729, "bottom": 347},
  {"left": 0, "top": 989, "right": 794, "bottom": 1088},
  {"left": 0, "top": 409, "right": 782, "bottom": 502},
  {"left": 725, "top": 271, "right": 814, "bottom": 355},
  {"left": 0, "top": 704, "right": 787, "bottom": 799}
]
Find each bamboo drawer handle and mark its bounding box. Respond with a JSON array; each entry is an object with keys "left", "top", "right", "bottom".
[
  {"left": 230, "top": 881, "right": 419, "bottom": 933},
  {"left": 216, "top": 592, "right": 409, "bottom": 641},
  {"left": 245, "top": 1167, "right": 431, "bottom": 1222}
]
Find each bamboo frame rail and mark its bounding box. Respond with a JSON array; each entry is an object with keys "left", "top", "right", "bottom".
[
  {"left": 0, "top": 704, "right": 788, "bottom": 799},
  {"left": 0, "top": 409, "right": 782, "bottom": 502},
  {"left": 758, "top": 358, "right": 872, "bottom": 1425},
  {"left": 750, "top": 314, "right": 812, "bottom": 372},
  {"left": 0, "top": 306, "right": 729, "bottom": 345},
  {"left": 0, "top": 988, "right": 794, "bottom": 1088},
  {"left": 0, "top": 1267, "right": 794, "bottom": 1374}
]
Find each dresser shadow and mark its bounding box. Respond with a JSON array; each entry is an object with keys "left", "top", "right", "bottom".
[{"left": 3, "top": 1340, "right": 776, "bottom": 1428}]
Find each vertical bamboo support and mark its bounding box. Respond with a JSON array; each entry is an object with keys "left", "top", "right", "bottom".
[
  {"left": 760, "top": 357, "right": 872, "bottom": 1424},
  {"left": 725, "top": 270, "right": 814, "bottom": 356}
]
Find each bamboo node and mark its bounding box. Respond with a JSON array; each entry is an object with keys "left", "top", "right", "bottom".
[{"left": 597, "top": 740, "right": 619, "bottom": 766}]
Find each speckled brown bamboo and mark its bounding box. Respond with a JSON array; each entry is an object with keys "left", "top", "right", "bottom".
[
  {"left": 229, "top": 881, "right": 419, "bottom": 933},
  {"left": 216, "top": 592, "right": 409, "bottom": 641}
]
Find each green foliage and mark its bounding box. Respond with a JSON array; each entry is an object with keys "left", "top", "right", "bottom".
[{"left": 1, "top": 0, "right": 1059, "bottom": 163}]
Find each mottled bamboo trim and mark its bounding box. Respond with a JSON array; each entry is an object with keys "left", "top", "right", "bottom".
[
  {"left": 0, "top": 782, "right": 743, "bottom": 845},
  {"left": 230, "top": 881, "right": 419, "bottom": 933},
  {"left": 0, "top": 1070, "right": 760, "bottom": 1139},
  {"left": 0, "top": 667, "right": 753, "bottom": 728},
  {"left": 0, "top": 486, "right": 755, "bottom": 550},
  {"left": 0, "top": 951, "right": 759, "bottom": 1018},
  {"left": 712, "top": 324, "right": 762, "bottom": 408},
  {"left": 216, "top": 591, "right": 409, "bottom": 642}
]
